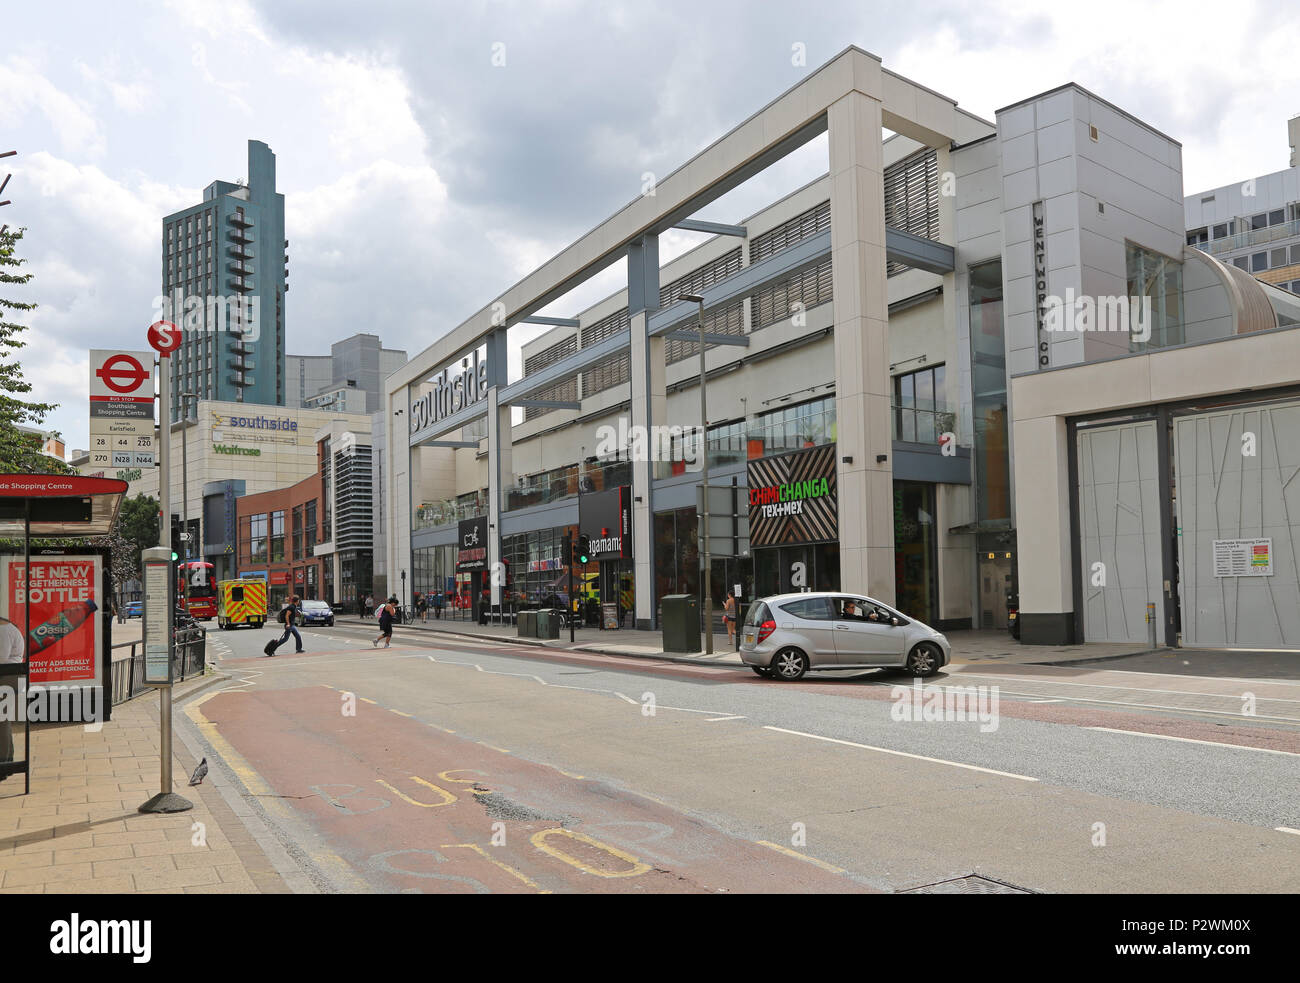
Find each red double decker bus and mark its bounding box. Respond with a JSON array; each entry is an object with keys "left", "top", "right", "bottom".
[{"left": 177, "top": 560, "right": 217, "bottom": 620}]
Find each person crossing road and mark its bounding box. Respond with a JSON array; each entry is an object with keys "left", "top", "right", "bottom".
[{"left": 266, "top": 595, "right": 304, "bottom": 656}]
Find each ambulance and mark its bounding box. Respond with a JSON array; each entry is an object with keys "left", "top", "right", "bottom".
[{"left": 216, "top": 579, "right": 268, "bottom": 630}]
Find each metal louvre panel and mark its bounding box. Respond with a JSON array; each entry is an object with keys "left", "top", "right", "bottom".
[
  {"left": 666, "top": 299, "right": 744, "bottom": 364},
  {"left": 523, "top": 335, "right": 578, "bottom": 420},
  {"left": 660, "top": 247, "right": 743, "bottom": 307},
  {"left": 884, "top": 149, "right": 939, "bottom": 277},
  {"left": 749, "top": 258, "right": 834, "bottom": 331},
  {"left": 580, "top": 307, "right": 631, "bottom": 397},
  {"left": 750, "top": 201, "right": 831, "bottom": 264}
]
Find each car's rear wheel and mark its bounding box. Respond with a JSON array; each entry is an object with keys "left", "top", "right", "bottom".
[
  {"left": 906, "top": 642, "right": 941, "bottom": 677},
  {"left": 771, "top": 647, "right": 809, "bottom": 681}
]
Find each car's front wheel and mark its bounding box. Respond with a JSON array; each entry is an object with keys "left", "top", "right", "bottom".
[
  {"left": 906, "top": 642, "right": 941, "bottom": 677},
  {"left": 327, "top": 619, "right": 334, "bottom": 627},
  {"left": 771, "top": 647, "right": 809, "bottom": 681}
]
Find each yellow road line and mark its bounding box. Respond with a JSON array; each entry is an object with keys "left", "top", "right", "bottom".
[
  {"left": 530, "top": 828, "right": 650, "bottom": 878},
  {"left": 183, "top": 691, "right": 371, "bottom": 892},
  {"left": 442, "top": 843, "right": 551, "bottom": 894},
  {"left": 756, "top": 840, "right": 846, "bottom": 874},
  {"left": 476, "top": 742, "right": 510, "bottom": 754},
  {"left": 388, "top": 709, "right": 414, "bottom": 717}
]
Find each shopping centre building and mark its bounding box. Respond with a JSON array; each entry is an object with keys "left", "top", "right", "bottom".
[{"left": 385, "top": 46, "right": 1300, "bottom": 649}]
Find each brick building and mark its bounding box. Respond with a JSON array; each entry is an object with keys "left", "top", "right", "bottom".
[{"left": 236, "top": 472, "right": 324, "bottom": 611}]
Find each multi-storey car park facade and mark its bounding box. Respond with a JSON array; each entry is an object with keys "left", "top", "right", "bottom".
[{"left": 384, "top": 47, "right": 1300, "bottom": 651}]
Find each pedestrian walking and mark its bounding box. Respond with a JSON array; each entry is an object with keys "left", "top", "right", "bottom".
[
  {"left": 723, "top": 589, "right": 737, "bottom": 644},
  {"left": 266, "top": 594, "right": 304, "bottom": 656},
  {"left": 111, "top": 596, "right": 124, "bottom": 625},
  {"left": 432, "top": 590, "right": 443, "bottom": 620},
  {"left": 373, "top": 596, "right": 396, "bottom": 648},
  {"left": 0, "top": 610, "right": 23, "bottom": 779},
  {"left": 417, "top": 594, "right": 428, "bottom": 623}
]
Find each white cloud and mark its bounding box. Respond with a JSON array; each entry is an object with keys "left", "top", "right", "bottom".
[{"left": 0, "top": 58, "right": 104, "bottom": 157}]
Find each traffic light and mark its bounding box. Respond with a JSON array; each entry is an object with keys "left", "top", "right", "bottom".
[
  {"left": 170, "top": 516, "right": 181, "bottom": 561},
  {"left": 576, "top": 535, "right": 591, "bottom": 565},
  {"left": 561, "top": 533, "right": 572, "bottom": 565}
]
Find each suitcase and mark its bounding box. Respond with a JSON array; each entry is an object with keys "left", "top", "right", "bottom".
[{"left": 264, "top": 639, "right": 278, "bottom": 656}]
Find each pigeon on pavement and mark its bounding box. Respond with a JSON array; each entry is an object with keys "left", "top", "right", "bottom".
[{"left": 188, "top": 757, "right": 208, "bottom": 786}]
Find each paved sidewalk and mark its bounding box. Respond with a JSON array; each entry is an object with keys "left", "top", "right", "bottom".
[
  {"left": 0, "top": 675, "right": 295, "bottom": 894},
  {"left": 365, "top": 616, "right": 1154, "bottom": 667}
]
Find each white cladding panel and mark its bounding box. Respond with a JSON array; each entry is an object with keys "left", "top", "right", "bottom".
[
  {"left": 1077, "top": 420, "right": 1164, "bottom": 643},
  {"left": 1174, "top": 401, "right": 1300, "bottom": 649}
]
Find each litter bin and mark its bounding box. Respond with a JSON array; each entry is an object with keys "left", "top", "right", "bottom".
[
  {"left": 661, "top": 594, "right": 700, "bottom": 653},
  {"left": 517, "top": 611, "right": 537, "bottom": 638},
  {"left": 536, "top": 610, "right": 559, "bottom": 639}
]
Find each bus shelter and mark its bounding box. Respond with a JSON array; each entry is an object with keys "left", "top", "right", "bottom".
[{"left": 0, "top": 474, "right": 128, "bottom": 795}]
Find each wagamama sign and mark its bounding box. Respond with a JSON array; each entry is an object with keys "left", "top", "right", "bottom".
[{"left": 411, "top": 350, "right": 489, "bottom": 434}]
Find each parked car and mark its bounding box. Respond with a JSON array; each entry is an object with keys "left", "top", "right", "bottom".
[
  {"left": 299, "top": 599, "right": 335, "bottom": 627},
  {"left": 739, "top": 592, "right": 951, "bottom": 681},
  {"left": 125, "top": 600, "right": 143, "bottom": 619}
]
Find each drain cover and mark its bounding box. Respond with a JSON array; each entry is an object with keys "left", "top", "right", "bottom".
[{"left": 901, "top": 875, "right": 1033, "bottom": 894}]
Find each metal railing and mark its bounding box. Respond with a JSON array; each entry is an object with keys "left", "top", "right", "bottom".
[
  {"left": 1193, "top": 219, "right": 1300, "bottom": 256},
  {"left": 413, "top": 493, "right": 488, "bottom": 531},
  {"left": 506, "top": 459, "right": 632, "bottom": 511},
  {"left": 109, "top": 626, "right": 207, "bottom": 706}
]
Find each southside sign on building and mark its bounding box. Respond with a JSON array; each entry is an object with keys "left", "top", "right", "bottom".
[{"left": 410, "top": 350, "right": 489, "bottom": 434}]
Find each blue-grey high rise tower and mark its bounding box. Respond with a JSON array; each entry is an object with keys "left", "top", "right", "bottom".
[{"left": 162, "top": 139, "right": 287, "bottom": 420}]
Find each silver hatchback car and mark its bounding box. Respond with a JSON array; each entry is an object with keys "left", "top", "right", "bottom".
[{"left": 739, "top": 592, "right": 951, "bottom": 680}]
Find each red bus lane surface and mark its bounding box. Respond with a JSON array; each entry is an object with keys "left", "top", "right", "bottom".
[{"left": 195, "top": 686, "right": 872, "bottom": 894}]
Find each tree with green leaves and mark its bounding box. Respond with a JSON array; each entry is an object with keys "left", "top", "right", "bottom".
[{"left": 0, "top": 227, "right": 74, "bottom": 475}]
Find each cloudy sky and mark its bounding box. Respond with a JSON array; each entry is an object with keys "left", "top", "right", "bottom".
[{"left": 4, "top": 0, "right": 1299, "bottom": 452}]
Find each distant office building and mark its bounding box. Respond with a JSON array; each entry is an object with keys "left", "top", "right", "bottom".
[
  {"left": 286, "top": 333, "right": 407, "bottom": 414},
  {"left": 1185, "top": 116, "right": 1300, "bottom": 293},
  {"left": 162, "top": 139, "right": 288, "bottom": 420}
]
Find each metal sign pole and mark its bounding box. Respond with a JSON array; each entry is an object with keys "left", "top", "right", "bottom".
[{"left": 139, "top": 352, "right": 191, "bottom": 813}]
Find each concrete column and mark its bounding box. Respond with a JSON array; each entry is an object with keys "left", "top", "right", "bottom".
[
  {"left": 828, "top": 90, "right": 896, "bottom": 603},
  {"left": 628, "top": 235, "right": 662, "bottom": 629},
  {"left": 486, "top": 331, "right": 511, "bottom": 606}
]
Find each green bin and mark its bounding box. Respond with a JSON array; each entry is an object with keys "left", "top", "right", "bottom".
[
  {"left": 517, "top": 611, "right": 537, "bottom": 638},
  {"left": 660, "top": 594, "right": 700, "bottom": 653},
  {"left": 536, "top": 611, "right": 559, "bottom": 639}
]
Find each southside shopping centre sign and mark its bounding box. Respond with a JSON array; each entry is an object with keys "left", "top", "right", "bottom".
[
  {"left": 747, "top": 444, "right": 838, "bottom": 547},
  {"left": 411, "top": 350, "right": 489, "bottom": 434}
]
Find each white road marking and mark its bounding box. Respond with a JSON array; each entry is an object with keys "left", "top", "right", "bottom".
[
  {"left": 949, "top": 670, "right": 1300, "bottom": 704},
  {"left": 613, "top": 692, "right": 639, "bottom": 705},
  {"left": 706, "top": 715, "right": 746, "bottom": 722},
  {"left": 1086, "top": 726, "right": 1300, "bottom": 756},
  {"left": 762, "top": 726, "right": 1038, "bottom": 782},
  {"left": 1275, "top": 827, "right": 1300, "bottom": 836}
]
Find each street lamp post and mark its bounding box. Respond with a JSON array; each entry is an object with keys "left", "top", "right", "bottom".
[
  {"left": 181, "top": 392, "right": 198, "bottom": 613},
  {"left": 681, "top": 294, "right": 712, "bottom": 654}
]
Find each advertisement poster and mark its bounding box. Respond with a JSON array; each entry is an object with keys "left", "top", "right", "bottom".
[{"left": 1, "top": 554, "right": 103, "bottom": 685}]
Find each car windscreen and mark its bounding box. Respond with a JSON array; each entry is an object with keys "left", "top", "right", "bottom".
[
  {"left": 302, "top": 602, "right": 329, "bottom": 612},
  {"left": 743, "top": 601, "right": 770, "bottom": 626}
]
